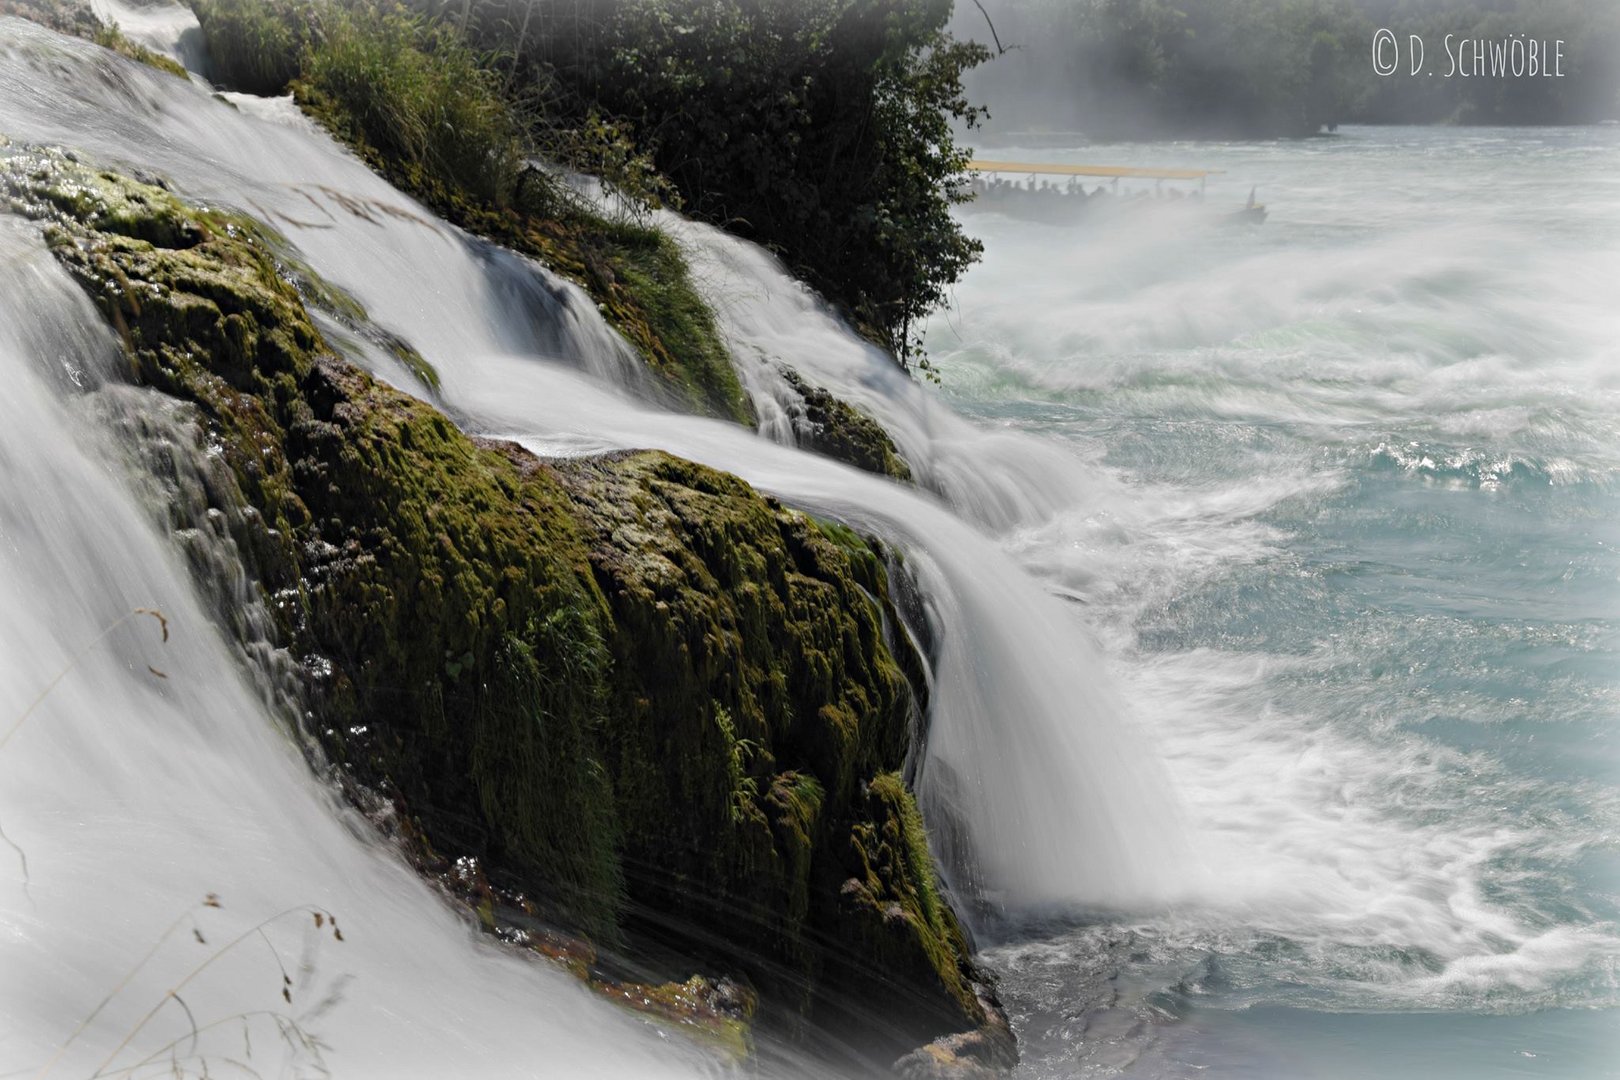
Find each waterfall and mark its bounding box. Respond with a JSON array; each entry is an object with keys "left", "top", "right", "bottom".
[
  {"left": 0, "top": 225, "right": 720, "bottom": 1076},
  {"left": 2, "top": 9, "right": 1194, "bottom": 1072},
  {"left": 660, "top": 209, "right": 1103, "bottom": 533}
]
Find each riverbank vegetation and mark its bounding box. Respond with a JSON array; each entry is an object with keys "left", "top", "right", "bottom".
[
  {"left": 183, "top": 0, "right": 925, "bottom": 473},
  {"left": 190, "top": 0, "right": 751, "bottom": 422},
  {"left": 197, "top": 0, "right": 993, "bottom": 370},
  {"left": 957, "top": 0, "right": 1620, "bottom": 139},
  {"left": 413, "top": 0, "right": 990, "bottom": 366}
]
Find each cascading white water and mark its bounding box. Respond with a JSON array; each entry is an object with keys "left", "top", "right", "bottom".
[
  {"left": 641, "top": 123, "right": 1620, "bottom": 1073},
  {"left": 915, "top": 131, "right": 1620, "bottom": 1076},
  {"left": 0, "top": 9, "right": 1189, "bottom": 914},
  {"left": 89, "top": 0, "right": 206, "bottom": 71},
  {"left": 0, "top": 227, "right": 722, "bottom": 1077},
  {"left": 658, "top": 209, "right": 1104, "bottom": 534},
  {"left": 1, "top": 8, "right": 1196, "bottom": 1075},
  {"left": 6, "top": 5, "right": 1618, "bottom": 1078}
]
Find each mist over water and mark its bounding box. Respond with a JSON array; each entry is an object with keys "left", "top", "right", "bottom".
[
  {"left": 2, "top": 7, "right": 1617, "bottom": 1078},
  {"left": 925, "top": 129, "right": 1620, "bottom": 1076}
]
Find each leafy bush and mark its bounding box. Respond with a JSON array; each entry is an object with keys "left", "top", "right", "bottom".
[
  {"left": 416, "top": 0, "right": 991, "bottom": 367},
  {"left": 190, "top": 0, "right": 308, "bottom": 95},
  {"left": 300, "top": 3, "right": 529, "bottom": 208}
]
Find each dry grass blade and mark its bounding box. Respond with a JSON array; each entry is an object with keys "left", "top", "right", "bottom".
[
  {"left": 2, "top": 608, "right": 172, "bottom": 897},
  {"left": 1, "top": 607, "right": 171, "bottom": 756},
  {"left": 84, "top": 904, "right": 341, "bottom": 1080},
  {"left": 133, "top": 608, "right": 169, "bottom": 643},
  {"left": 30, "top": 903, "right": 205, "bottom": 1080}
]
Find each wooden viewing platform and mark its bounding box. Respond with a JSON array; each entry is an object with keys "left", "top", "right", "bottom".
[{"left": 968, "top": 159, "right": 1224, "bottom": 194}]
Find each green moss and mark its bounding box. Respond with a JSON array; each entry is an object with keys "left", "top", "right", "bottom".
[
  {"left": 93, "top": 21, "right": 190, "bottom": 78},
  {"left": 472, "top": 618, "right": 622, "bottom": 932},
  {"left": 782, "top": 367, "right": 912, "bottom": 482},
  {"left": 593, "top": 222, "right": 751, "bottom": 423},
  {"left": 190, "top": 0, "right": 750, "bottom": 424},
  {"left": 826, "top": 773, "right": 984, "bottom": 1044},
  {"left": 548, "top": 451, "right": 972, "bottom": 1045},
  {"left": 5, "top": 144, "right": 984, "bottom": 1057},
  {"left": 595, "top": 974, "right": 757, "bottom": 1063}
]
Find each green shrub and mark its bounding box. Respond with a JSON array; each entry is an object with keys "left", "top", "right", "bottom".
[
  {"left": 300, "top": 4, "right": 526, "bottom": 208},
  {"left": 190, "top": 0, "right": 307, "bottom": 95}
]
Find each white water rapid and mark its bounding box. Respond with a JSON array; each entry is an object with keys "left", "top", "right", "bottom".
[
  {"left": 8, "top": 7, "right": 1615, "bottom": 1078},
  {"left": 1, "top": 8, "right": 1192, "bottom": 1076}
]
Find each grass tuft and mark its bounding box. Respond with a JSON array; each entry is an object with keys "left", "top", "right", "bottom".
[
  {"left": 93, "top": 21, "right": 190, "bottom": 79},
  {"left": 189, "top": 0, "right": 306, "bottom": 95},
  {"left": 298, "top": 3, "right": 533, "bottom": 212},
  {"left": 190, "top": 0, "right": 751, "bottom": 423}
]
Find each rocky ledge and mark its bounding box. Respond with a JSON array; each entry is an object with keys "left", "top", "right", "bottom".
[{"left": 0, "top": 142, "right": 1013, "bottom": 1073}]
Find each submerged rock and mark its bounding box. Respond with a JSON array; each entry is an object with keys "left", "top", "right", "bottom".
[
  {"left": 2, "top": 143, "right": 997, "bottom": 1067},
  {"left": 781, "top": 366, "right": 914, "bottom": 482},
  {"left": 894, "top": 979, "right": 1018, "bottom": 1078}
]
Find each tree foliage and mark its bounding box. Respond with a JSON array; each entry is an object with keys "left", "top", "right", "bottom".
[{"left": 415, "top": 0, "right": 991, "bottom": 366}]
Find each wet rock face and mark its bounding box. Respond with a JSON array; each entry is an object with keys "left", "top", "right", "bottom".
[
  {"left": 4, "top": 144, "right": 996, "bottom": 1063},
  {"left": 781, "top": 366, "right": 914, "bottom": 482}
]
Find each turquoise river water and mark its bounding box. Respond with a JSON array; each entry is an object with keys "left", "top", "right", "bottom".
[{"left": 926, "top": 126, "right": 1620, "bottom": 1079}]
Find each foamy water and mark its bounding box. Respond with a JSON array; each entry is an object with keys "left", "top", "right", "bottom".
[
  {"left": 1, "top": 11, "right": 1176, "bottom": 1075},
  {"left": 921, "top": 129, "right": 1620, "bottom": 1077},
  {"left": 2, "top": 8, "right": 1616, "bottom": 1077}
]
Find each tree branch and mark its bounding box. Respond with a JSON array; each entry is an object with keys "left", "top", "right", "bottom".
[{"left": 969, "top": 0, "right": 1017, "bottom": 56}]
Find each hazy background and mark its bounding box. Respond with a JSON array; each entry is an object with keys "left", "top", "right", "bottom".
[{"left": 950, "top": 0, "right": 1620, "bottom": 141}]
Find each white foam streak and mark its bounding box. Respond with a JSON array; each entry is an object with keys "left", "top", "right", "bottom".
[
  {"left": 0, "top": 17, "right": 1191, "bottom": 1063},
  {"left": 0, "top": 240, "right": 714, "bottom": 1077}
]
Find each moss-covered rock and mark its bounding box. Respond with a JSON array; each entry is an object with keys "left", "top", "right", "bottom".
[
  {"left": 782, "top": 366, "right": 913, "bottom": 482},
  {"left": 3, "top": 144, "right": 989, "bottom": 1062},
  {"left": 92, "top": 20, "right": 190, "bottom": 78},
  {"left": 3, "top": 0, "right": 189, "bottom": 78},
  {"left": 549, "top": 452, "right": 933, "bottom": 1004},
  {"left": 188, "top": 0, "right": 752, "bottom": 426}
]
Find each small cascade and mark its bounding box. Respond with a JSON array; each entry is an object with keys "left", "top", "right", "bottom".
[
  {"left": 0, "top": 10, "right": 1188, "bottom": 919},
  {"left": 661, "top": 210, "right": 1105, "bottom": 533},
  {"left": 0, "top": 231, "right": 719, "bottom": 1077}
]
